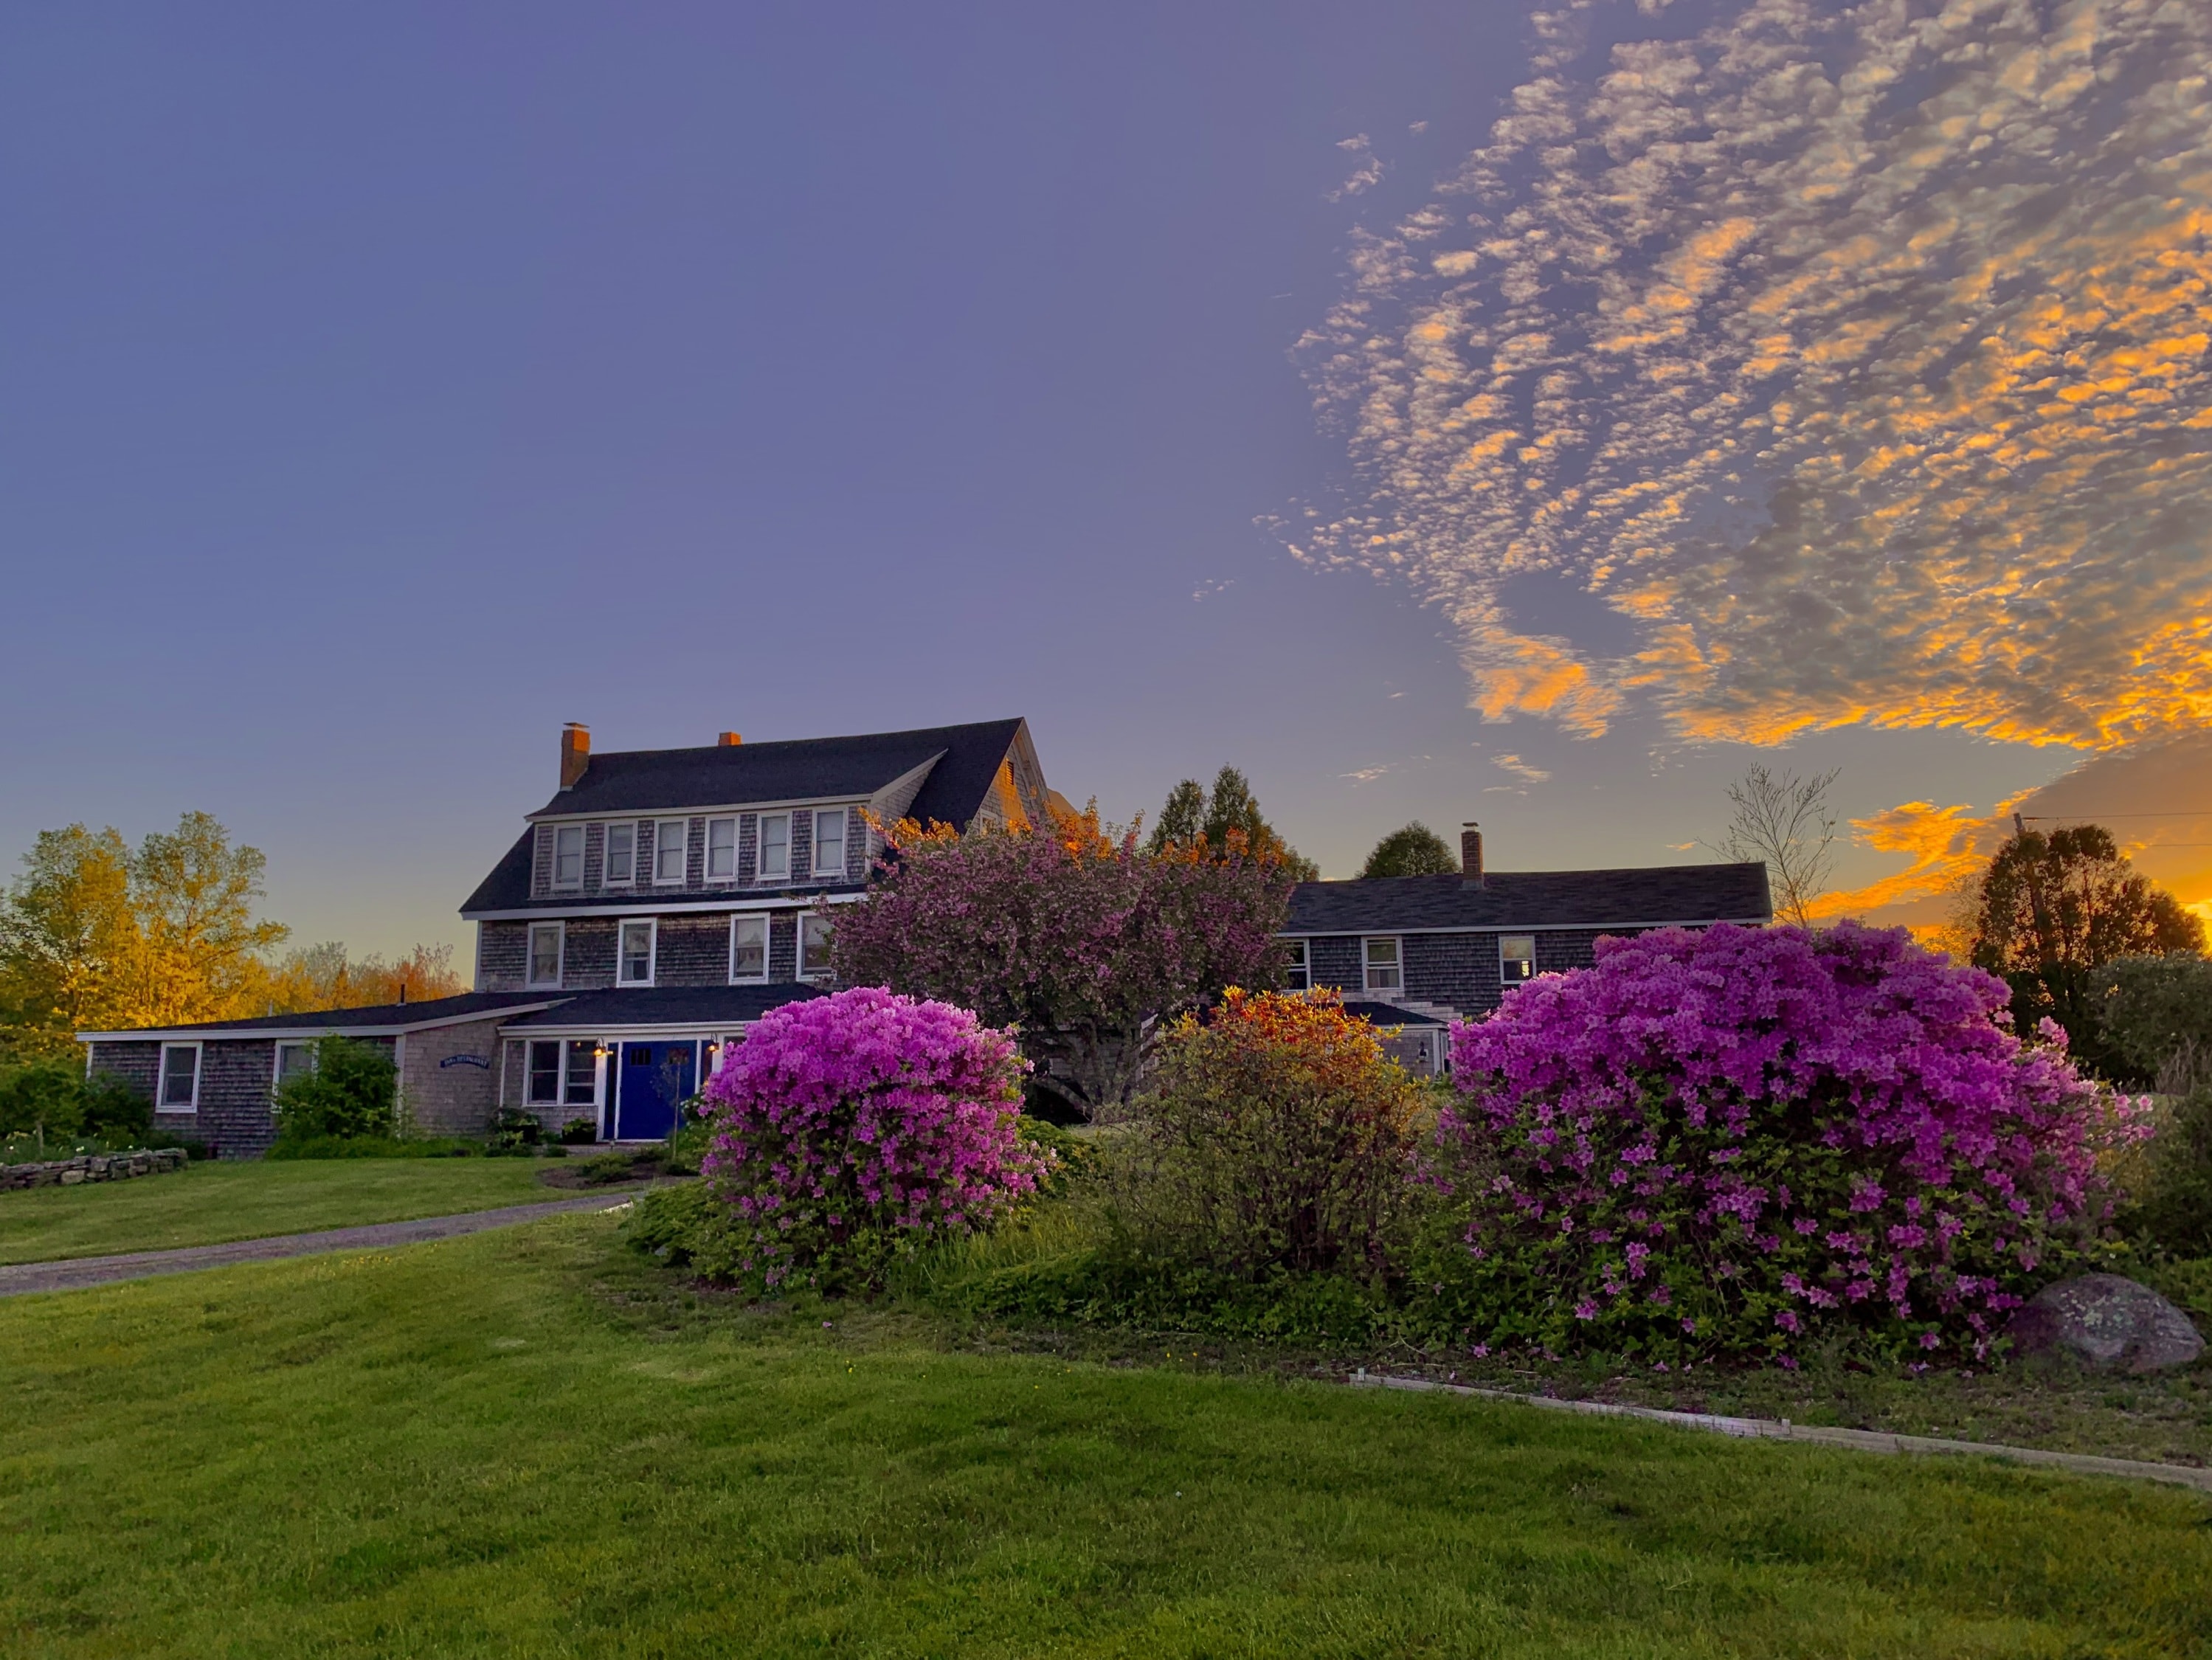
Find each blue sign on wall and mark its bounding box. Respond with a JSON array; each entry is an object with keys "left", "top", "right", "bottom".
[{"left": 440, "top": 1054, "right": 492, "bottom": 1070}]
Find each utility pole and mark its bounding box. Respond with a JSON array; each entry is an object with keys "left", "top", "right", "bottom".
[{"left": 2013, "top": 812, "right": 2059, "bottom": 1009}]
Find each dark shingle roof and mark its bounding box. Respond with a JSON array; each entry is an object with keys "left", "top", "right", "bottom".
[
  {"left": 1285, "top": 863, "right": 1772, "bottom": 934},
  {"left": 500, "top": 984, "right": 826, "bottom": 1028},
  {"left": 460, "top": 829, "right": 539, "bottom": 915},
  {"left": 529, "top": 719, "right": 1026, "bottom": 820},
  {"left": 1340, "top": 998, "right": 1448, "bottom": 1027},
  {"left": 80, "top": 991, "right": 560, "bottom": 1039}
]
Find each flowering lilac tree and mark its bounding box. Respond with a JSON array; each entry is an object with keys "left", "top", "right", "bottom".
[
  {"left": 1427, "top": 922, "right": 2148, "bottom": 1365},
  {"left": 832, "top": 815, "right": 1293, "bottom": 1117},
  {"left": 697, "top": 986, "right": 1051, "bottom": 1293}
]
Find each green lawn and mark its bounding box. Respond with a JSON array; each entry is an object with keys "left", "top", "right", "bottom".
[
  {"left": 1, "top": 1216, "right": 2207, "bottom": 1658},
  {"left": 0, "top": 1158, "right": 556, "bottom": 1264}
]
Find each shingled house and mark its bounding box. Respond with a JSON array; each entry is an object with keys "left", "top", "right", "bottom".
[
  {"left": 1281, "top": 826, "right": 1772, "bottom": 1073},
  {"left": 78, "top": 719, "right": 1052, "bottom": 1157}
]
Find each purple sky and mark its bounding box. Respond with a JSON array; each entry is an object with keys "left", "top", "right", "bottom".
[{"left": 8, "top": 1, "right": 2197, "bottom": 965}]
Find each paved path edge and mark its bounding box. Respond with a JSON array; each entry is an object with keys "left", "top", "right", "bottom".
[
  {"left": 1349, "top": 1370, "right": 2212, "bottom": 1493},
  {"left": 0, "top": 1194, "right": 638, "bottom": 1297}
]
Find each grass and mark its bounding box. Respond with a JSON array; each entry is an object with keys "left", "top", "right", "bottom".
[
  {"left": 0, "top": 1158, "right": 559, "bottom": 1265},
  {"left": 3, "top": 1214, "right": 2210, "bottom": 1657}
]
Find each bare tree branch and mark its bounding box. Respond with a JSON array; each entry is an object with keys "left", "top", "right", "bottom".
[{"left": 1711, "top": 764, "right": 1840, "bottom": 927}]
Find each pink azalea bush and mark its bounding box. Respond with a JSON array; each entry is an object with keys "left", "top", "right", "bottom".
[
  {"left": 1424, "top": 922, "right": 2150, "bottom": 1364},
  {"left": 697, "top": 986, "right": 1053, "bottom": 1293}
]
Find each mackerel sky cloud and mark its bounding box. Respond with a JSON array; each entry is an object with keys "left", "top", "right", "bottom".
[{"left": 1290, "top": 0, "right": 2212, "bottom": 757}]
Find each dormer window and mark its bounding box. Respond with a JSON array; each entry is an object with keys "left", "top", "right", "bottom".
[
  {"left": 813, "top": 809, "right": 846, "bottom": 879},
  {"left": 551, "top": 825, "right": 584, "bottom": 890},
  {"left": 706, "top": 817, "right": 738, "bottom": 882},
  {"left": 654, "top": 820, "right": 688, "bottom": 885},
  {"left": 604, "top": 823, "right": 635, "bottom": 885},
  {"left": 758, "top": 813, "right": 790, "bottom": 880}
]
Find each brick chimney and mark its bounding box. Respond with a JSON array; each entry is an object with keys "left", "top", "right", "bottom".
[
  {"left": 1462, "top": 822, "right": 1484, "bottom": 884},
  {"left": 559, "top": 723, "right": 590, "bottom": 790},
  {"left": 717, "top": 731, "right": 743, "bottom": 747}
]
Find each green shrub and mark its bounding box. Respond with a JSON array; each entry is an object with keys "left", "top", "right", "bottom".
[
  {"left": 2090, "top": 954, "right": 2212, "bottom": 1088},
  {"left": 557, "top": 1117, "right": 600, "bottom": 1145},
  {"left": 487, "top": 1107, "right": 542, "bottom": 1150},
  {"left": 622, "top": 1181, "right": 749, "bottom": 1279},
  {"left": 2124, "top": 1087, "right": 2212, "bottom": 1256},
  {"left": 0, "top": 1062, "right": 151, "bottom": 1147},
  {"left": 273, "top": 1037, "right": 396, "bottom": 1142},
  {"left": 1107, "top": 989, "right": 1428, "bottom": 1279}
]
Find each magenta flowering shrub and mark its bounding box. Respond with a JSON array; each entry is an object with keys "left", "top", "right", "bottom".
[
  {"left": 697, "top": 986, "right": 1052, "bottom": 1293},
  {"left": 1425, "top": 922, "right": 2147, "bottom": 1365}
]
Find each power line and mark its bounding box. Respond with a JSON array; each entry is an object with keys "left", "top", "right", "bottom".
[{"left": 2019, "top": 811, "right": 2212, "bottom": 819}]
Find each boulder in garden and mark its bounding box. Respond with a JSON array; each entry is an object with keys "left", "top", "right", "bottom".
[{"left": 2009, "top": 1274, "right": 2205, "bottom": 1373}]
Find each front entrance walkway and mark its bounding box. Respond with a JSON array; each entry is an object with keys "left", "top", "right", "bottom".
[{"left": 0, "top": 1194, "right": 635, "bottom": 1297}]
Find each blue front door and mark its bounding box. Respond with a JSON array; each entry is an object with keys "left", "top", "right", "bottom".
[{"left": 614, "top": 1041, "right": 696, "bottom": 1141}]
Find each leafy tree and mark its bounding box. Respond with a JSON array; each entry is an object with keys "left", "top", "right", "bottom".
[
  {"left": 0, "top": 1062, "right": 151, "bottom": 1147},
  {"left": 834, "top": 814, "right": 1295, "bottom": 1118},
  {"left": 273, "top": 1035, "right": 397, "bottom": 1142},
  {"left": 1359, "top": 823, "right": 1459, "bottom": 879},
  {"left": 266, "top": 942, "right": 464, "bottom": 1012},
  {"left": 2087, "top": 953, "right": 2212, "bottom": 1090},
  {"left": 1713, "top": 764, "right": 1839, "bottom": 927},
  {"left": 1969, "top": 824, "right": 2203, "bottom": 1056},
  {"left": 126, "top": 811, "right": 290, "bottom": 1028},
  {"left": 0, "top": 826, "right": 138, "bottom": 1059},
  {"left": 1145, "top": 767, "right": 1319, "bottom": 881}
]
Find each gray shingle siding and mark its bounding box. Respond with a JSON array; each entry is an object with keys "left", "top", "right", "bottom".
[
  {"left": 655, "top": 916, "right": 729, "bottom": 986},
  {"left": 563, "top": 919, "right": 618, "bottom": 988},
  {"left": 768, "top": 913, "right": 797, "bottom": 981},
  {"left": 1312, "top": 924, "right": 1721, "bottom": 1017},
  {"left": 478, "top": 921, "right": 528, "bottom": 989},
  {"left": 1310, "top": 936, "right": 1364, "bottom": 995},
  {"left": 88, "top": 1041, "right": 159, "bottom": 1102}
]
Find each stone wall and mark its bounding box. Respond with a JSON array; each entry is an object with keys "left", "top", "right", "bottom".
[{"left": 1, "top": 1147, "right": 189, "bottom": 1190}]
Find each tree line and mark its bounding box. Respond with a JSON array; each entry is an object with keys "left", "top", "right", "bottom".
[{"left": 0, "top": 812, "right": 461, "bottom": 1067}]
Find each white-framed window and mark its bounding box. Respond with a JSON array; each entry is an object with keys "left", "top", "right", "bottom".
[
  {"left": 618, "top": 918, "right": 657, "bottom": 986},
  {"left": 728, "top": 914, "right": 768, "bottom": 982},
  {"left": 157, "top": 1042, "right": 201, "bottom": 1112},
  {"left": 564, "top": 1040, "right": 601, "bottom": 1108},
  {"left": 527, "top": 1040, "right": 562, "bottom": 1106},
  {"left": 1500, "top": 934, "right": 1537, "bottom": 983},
  {"left": 813, "top": 809, "right": 846, "bottom": 879},
  {"left": 706, "top": 817, "right": 738, "bottom": 882},
  {"left": 654, "top": 820, "right": 690, "bottom": 885},
  {"left": 274, "top": 1040, "right": 317, "bottom": 1099},
  {"left": 758, "top": 812, "right": 791, "bottom": 880},
  {"left": 527, "top": 921, "right": 564, "bottom": 989},
  {"left": 801, "top": 913, "right": 835, "bottom": 979},
  {"left": 604, "top": 823, "right": 636, "bottom": 885},
  {"left": 1282, "top": 938, "right": 1310, "bottom": 991},
  {"left": 1363, "top": 937, "right": 1402, "bottom": 994},
  {"left": 551, "top": 824, "right": 584, "bottom": 890}
]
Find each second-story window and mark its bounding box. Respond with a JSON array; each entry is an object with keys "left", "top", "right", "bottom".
[
  {"left": 706, "top": 817, "right": 737, "bottom": 881},
  {"left": 1501, "top": 935, "right": 1537, "bottom": 983},
  {"left": 528, "top": 921, "right": 563, "bottom": 988},
  {"left": 729, "top": 914, "right": 767, "bottom": 981},
  {"left": 604, "top": 823, "right": 635, "bottom": 885},
  {"left": 759, "top": 812, "right": 791, "bottom": 880},
  {"left": 654, "top": 820, "right": 688, "bottom": 885},
  {"left": 1282, "top": 939, "right": 1310, "bottom": 991},
  {"left": 552, "top": 825, "right": 584, "bottom": 889},
  {"left": 813, "top": 809, "right": 846, "bottom": 879},
  {"left": 1363, "top": 937, "right": 1402, "bottom": 993},
  {"left": 801, "top": 913, "right": 835, "bottom": 978},
  {"left": 618, "top": 919, "right": 656, "bottom": 986}
]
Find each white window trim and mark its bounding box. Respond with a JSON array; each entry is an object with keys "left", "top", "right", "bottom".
[
  {"left": 157, "top": 1042, "right": 203, "bottom": 1113},
  {"left": 653, "top": 819, "right": 691, "bottom": 887},
  {"left": 1362, "top": 936, "right": 1403, "bottom": 994},
  {"left": 705, "top": 816, "right": 739, "bottom": 885},
  {"left": 1500, "top": 933, "right": 1538, "bottom": 983},
  {"left": 616, "top": 917, "right": 658, "bottom": 987},
  {"left": 602, "top": 821, "right": 637, "bottom": 888},
  {"left": 525, "top": 1037, "right": 564, "bottom": 1107},
  {"left": 799, "top": 912, "right": 836, "bottom": 979},
  {"left": 550, "top": 823, "right": 586, "bottom": 891},
  {"left": 727, "top": 913, "right": 770, "bottom": 983},
  {"left": 272, "top": 1040, "right": 317, "bottom": 1102},
  {"left": 561, "top": 1038, "right": 604, "bottom": 1112},
  {"left": 758, "top": 811, "right": 792, "bottom": 882},
  {"left": 526, "top": 920, "right": 565, "bottom": 989},
  {"left": 1282, "top": 938, "right": 1310, "bottom": 991},
  {"left": 812, "top": 806, "right": 848, "bottom": 881}
]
